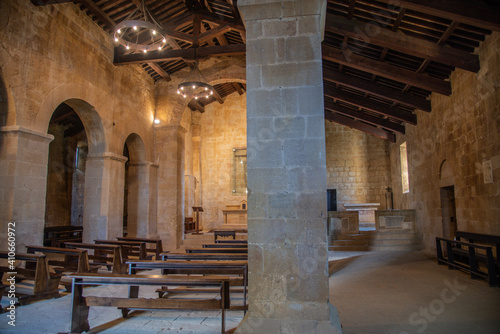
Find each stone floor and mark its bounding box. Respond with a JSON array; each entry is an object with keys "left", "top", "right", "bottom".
[{"left": 1, "top": 251, "right": 499, "bottom": 333}]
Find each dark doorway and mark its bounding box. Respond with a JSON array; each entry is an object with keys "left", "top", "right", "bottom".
[
  {"left": 440, "top": 186, "right": 457, "bottom": 239},
  {"left": 327, "top": 189, "right": 337, "bottom": 211}
]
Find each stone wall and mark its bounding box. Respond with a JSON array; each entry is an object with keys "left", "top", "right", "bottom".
[
  {"left": 0, "top": 0, "right": 156, "bottom": 250},
  {"left": 192, "top": 92, "right": 247, "bottom": 230},
  {"left": 390, "top": 32, "right": 500, "bottom": 251},
  {"left": 325, "top": 121, "right": 392, "bottom": 210}
]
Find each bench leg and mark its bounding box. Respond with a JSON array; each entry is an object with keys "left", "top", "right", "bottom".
[{"left": 70, "top": 279, "right": 89, "bottom": 333}]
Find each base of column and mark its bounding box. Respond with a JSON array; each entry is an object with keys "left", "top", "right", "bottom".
[{"left": 234, "top": 303, "right": 342, "bottom": 334}]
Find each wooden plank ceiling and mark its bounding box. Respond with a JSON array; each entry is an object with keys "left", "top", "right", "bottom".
[{"left": 32, "top": 0, "right": 499, "bottom": 140}]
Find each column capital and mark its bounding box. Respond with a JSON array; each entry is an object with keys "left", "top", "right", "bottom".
[
  {"left": 154, "top": 124, "right": 187, "bottom": 135},
  {"left": 0, "top": 125, "right": 54, "bottom": 142},
  {"left": 238, "top": 0, "right": 326, "bottom": 21}
]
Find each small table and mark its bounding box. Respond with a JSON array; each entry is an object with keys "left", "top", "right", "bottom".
[{"left": 213, "top": 230, "right": 236, "bottom": 242}]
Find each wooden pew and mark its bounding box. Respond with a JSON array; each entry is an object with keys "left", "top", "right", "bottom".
[
  {"left": 0, "top": 251, "right": 61, "bottom": 304},
  {"left": 126, "top": 260, "right": 247, "bottom": 311},
  {"left": 43, "top": 226, "right": 83, "bottom": 247},
  {"left": 185, "top": 247, "right": 248, "bottom": 254},
  {"left": 94, "top": 240, "right": 151, "bottom": 261},
  {"left": 436, "top": 237, "right": 499, "bottom": 286},
  {"left": 217, "top": 239, "right": 248, "bottom": 244},
  {"left": 455, "top": 231, "right": 500, "bottom": 260},
  {"left": 64, "top": 242, "right": 125, "bottom": 274},
  {"left": 25, "top": 245, "right": 93, "bottom": 291},
  {"left": 161, "top": 252, "right": 248, "bottom": 261},
  {"left": 116, "top": 236, "right": 163, "bottom": 259},
  {"left": 203, "top": 243, "right": 248, "bottom": 249},
  {"left": 67, "top": 273, "right": 231, "bottom": 334}
]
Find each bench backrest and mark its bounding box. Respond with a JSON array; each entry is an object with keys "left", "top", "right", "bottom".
[
  {"left": 26, "top": 245, "right": 90, "bottom": 273},
  {"left": 456, "top": 231, "right": 500, "bottom": 258}
]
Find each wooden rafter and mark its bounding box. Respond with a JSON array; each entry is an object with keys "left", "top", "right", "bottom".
[
  {"left": 147, "top": 62, "right": 171, "bottom": 81},
  {"left": 322, "top": 45, "right": 452, "bottom": 95},
  {"left": 79, "top": 0, "right": 117, "bottom": 31},
  {"left": 30, "top": 0, "right": 73, "bottom": 5},
  {"left": 324, "top": 85, "right": 417, "bottom": 125},
  {"left": 325, "top": 112, "right": 396, "bottom": 142},
  {"left": 114, "top": 44, "right": 246, "bottom": 65},
  {"left": 324, "top": 100, "right": 405, "bottom": 134},
  {"left": 232, "top": 83, "right": 244, "bottom": 95},
  {"left": 325, "top": 14, "right": 480, "bottom": 73},
  {"left": 323, "top": 68, "right": 431, "bottom": 112},
  {"left": 374, "top": 0, "right": 500, "bottom": 32},
  {"left": 198, "top": 25, "right": 232, "bottom": 44}
]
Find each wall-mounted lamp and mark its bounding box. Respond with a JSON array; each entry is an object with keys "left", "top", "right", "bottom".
[{"left": 154, "top": 119, "right": 160, "bottom": 125}]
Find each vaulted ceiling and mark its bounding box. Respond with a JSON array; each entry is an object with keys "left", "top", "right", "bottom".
[{"left": 32, "top": 0, "right": 500, "bottom": 141}]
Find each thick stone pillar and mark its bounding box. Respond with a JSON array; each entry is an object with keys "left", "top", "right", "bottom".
[
  {"left": 83, "top": 152, "right": 127, "bottom": 242},
  {"left": 127, "top": 161, "right": 159, "bottom": 238},
  {"left": 155, "top": 125, "right": 185, "bottom": 250},
  {"left": 0, "top": 126, "right": 54, "bottom": 251},
  {"left": 236, "top": 1, "right": 342, "bottom": 333}
]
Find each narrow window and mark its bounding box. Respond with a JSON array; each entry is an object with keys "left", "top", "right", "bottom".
[{"left": 400, "top": 142, "right": 409, "bottom": 193}]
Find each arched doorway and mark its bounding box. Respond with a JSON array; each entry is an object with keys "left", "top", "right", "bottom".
[
  {"left": 122, "top": 133, "right": 147, "bottom": 237},
  {"left": 45, "top": 103, "right": 88, "bottom": 229}
]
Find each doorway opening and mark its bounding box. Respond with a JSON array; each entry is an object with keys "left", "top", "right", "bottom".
[
  {"left": 440, "top": 186, "right": 457, "bottom": 239},
  {"left": 327, "top": 189, "right": 337, "bottom": 211}
]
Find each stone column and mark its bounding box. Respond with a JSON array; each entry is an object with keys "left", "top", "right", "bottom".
[
  {"left": 192, "top": 130, "right": 203, "bottom": 207},
  {"left": 83, "top": 152, "right": 127, "bottom": 242},
  {"left": 0, "top": 126, "right": 54, "bottom": 252},
  {"left": 127, "top": 161, "right": 159, "bottom": 238},
  {"left": 155, "top": 125, "right": 186, "bottom": 250},
  {"left": 236, "top": 1, "right": 342, "bottom": 333}
]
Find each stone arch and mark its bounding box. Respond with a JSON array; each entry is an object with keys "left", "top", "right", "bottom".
[
  {"left": 124, "top": 133, "right": 146, "bottom": 163},
  {"left": 38, "top": 83, "right": 108, "bottom": 155},
  {"left": 170, "top": 57, "right": 246, "bottom": 126},
  {"left": 123, "top": 133, "right": 154, "bottom": 237},
  {"left": 439, "top": 159, "right": 455, "bottom": 187},
  {"left": 0, "top": 68, "right": 15, "bottom": 127}
]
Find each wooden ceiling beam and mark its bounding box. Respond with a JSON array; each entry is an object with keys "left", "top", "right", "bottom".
[
  {"left": 325, "top": 100, "right": 405, "bottom": 134},
  {"left": 232, "top": 82, "right": 244, "bottom": 95},
  {"left": 325, "top": 14, "right": 480, "bottom": 73},
  {"left": 198, "top": 25, "right": 232, "bottom": 44},
  {"left": 374, "top": 0, "right": 500, "bottom": 32},
  {"left": 198, "top": 10, "right": 245, "bottom": 33},
  {"left": 189, "top": 100, "right": 205, "bottom": 113},
  {"left": 325, "top": 111, "right": 396, "bottom": 142},
  {"left": 147, "top": 62, "right": 171, "bottom": 81},
  {"left": 324, "top": 85, "right": 417, "bottom": 125},
  {"left": 323, "top": 68, "right": 431, "bottom": 112},
  {"left": 322, "top": 44, "right": 452, "bottom": 95},
  {"left": 114, "top": 44, "right": 245, "bottom": 65},
  {"left": 31, "top": 0, "right": 74, "bottom": 5},
  {"left": 78, "top": 0, "right": 117, "bottom": 31}
]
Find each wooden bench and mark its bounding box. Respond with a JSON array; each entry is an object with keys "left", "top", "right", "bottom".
[
  {"left": 203, "top": 243, "right": 248, "bottom": 249},
  {"left": 185, "top": 247, "right": 248, "bottom": 254},
  {"left": 94, "top": 240, "right": 151, "bottom": 261},
  {"left": 67, "top": 273, "right": 232, "bottom": 334},
  {"left": 0, "top": 251, "right": 61, "bottom": 304},
  {"left": 116, "top": 236, "right": 163, "bottom": 259},
  {"left": 43, "top": 226, "right": 83, "bottom": 247},
  {"left": 436, "top": 237, "right": 499, "bottom": 286},
  {"left": 213, "top": 230, "right": 236, "bottom": 242},
  {"left": 64, "top": 242, "right": 125, "bottom": 274},
  {"left": 160, "top": 252, "right": 248, "bottom": 261},
  {"left": 455, "top": 231, "right": 500, "bottom": 260},
  {"left": 126, "top": 260, "right": 247, "bottom": 310}
]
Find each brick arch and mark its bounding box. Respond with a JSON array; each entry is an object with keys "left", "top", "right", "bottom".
[
  {"left": 38, "top": 83, "right": 108, "bottom": 155},
  {"left": 170, "top": 58, "right": 246, "bottom": 125}
]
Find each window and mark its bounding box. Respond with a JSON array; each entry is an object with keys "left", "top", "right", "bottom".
[{"left": 400, "top": 142, "right": 409, "bottom": 193}]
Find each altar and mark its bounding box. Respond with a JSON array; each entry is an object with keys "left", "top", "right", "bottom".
[
  {"left": 343, "top": 203, "right": 380, "bottom": 230},
  {"left": 222, "top": 202, "right": 247, "bottom": 226}
]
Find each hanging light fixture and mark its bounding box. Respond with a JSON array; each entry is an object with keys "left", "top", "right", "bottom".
[
  {"left": 113, "top": 0, "right": 167, "bottom": 53},
  {"left": 176, "top": 61, "right": 214, "bottom": 100}
]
